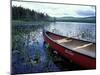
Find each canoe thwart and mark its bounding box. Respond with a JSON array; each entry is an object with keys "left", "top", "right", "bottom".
[
  {"left": 55, "top": 38, "right": 72, "bottom": 44},
  {"left": 73, "top": 43, "right": 93, "bottom": 50}
]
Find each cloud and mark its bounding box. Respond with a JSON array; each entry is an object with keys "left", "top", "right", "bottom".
[
  {"left": 76, "top": 7, "right": 96, "bottom": 17},
  {"left": 12, "top": 1, "right": 96, "bottom": 17}
]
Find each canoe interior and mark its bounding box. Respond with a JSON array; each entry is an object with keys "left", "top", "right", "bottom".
[{"left": 46, "top": 32, "right": 96, "bottom": 58}]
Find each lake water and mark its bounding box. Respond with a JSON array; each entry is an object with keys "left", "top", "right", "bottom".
[
  {"left": 45, "top": 22, "right": 96, "bottom": 43},
  {"left": 12, "top": 21, "right": 96, "bottom": 74}
]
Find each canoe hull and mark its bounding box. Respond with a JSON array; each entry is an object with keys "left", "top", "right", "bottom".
[{"left": 43, "top": 30, "right": 96, "bottom": 69}]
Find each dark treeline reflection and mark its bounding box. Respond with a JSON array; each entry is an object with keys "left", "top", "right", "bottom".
[{"left": 12, "top": 6, "right": 50, "bottom": 21}]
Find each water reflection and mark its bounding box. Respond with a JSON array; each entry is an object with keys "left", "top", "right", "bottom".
[{"left": 45, "top": 22, "right": 96, "bottom": 43}]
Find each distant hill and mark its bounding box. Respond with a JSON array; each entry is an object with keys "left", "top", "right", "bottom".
[{"left": 53, "top": 16, "right": 96, "bottom": 23}]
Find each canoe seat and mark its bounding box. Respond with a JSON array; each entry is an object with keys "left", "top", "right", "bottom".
[
  {"left": 55, "top": 38, "right": 72, "bottom": 44},
  {"left": 73, "top": 43, "right": 93, "bottom": 50}
]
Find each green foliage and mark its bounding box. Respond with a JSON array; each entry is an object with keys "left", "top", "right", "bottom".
[{"left": 12, "top": 6, "right": 50, "bottom": 21}]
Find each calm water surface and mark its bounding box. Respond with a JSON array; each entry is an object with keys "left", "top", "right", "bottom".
[{"left": 45, "top": 22, "right": 96, "bottom": 42}]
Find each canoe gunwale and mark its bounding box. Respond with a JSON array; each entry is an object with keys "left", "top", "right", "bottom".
[{"left": 43, "top": 30, "right": 96, "bottom": 59}]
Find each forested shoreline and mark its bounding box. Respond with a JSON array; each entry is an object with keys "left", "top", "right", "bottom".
[
  {"left": 12, "top": 6, "right": 96, "bottom": 23},
  {"left": 12, "top": 6, "right": 50, "bottom": 21}
]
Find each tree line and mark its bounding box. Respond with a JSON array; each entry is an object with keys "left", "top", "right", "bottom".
[{"left": 12, "top": 6, "right": 50, "bottom": 21}]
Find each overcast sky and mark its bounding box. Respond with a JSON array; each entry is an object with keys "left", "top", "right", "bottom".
[{"left": 12, "top": 1, "right": 96, "bottom": 17}]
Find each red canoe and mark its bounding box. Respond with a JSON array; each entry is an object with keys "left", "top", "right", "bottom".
[{"left": 43, "top": 30, "right": 96, "bottom": 69}]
